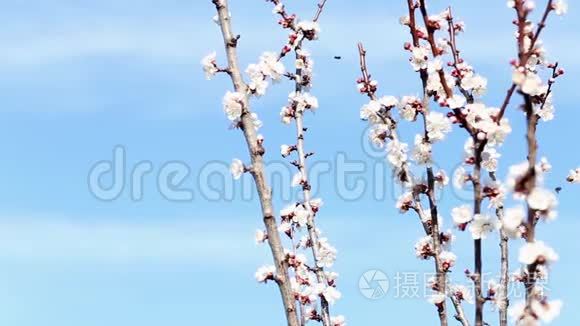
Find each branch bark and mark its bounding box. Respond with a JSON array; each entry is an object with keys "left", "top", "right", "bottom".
[{"left": 212, "top": 2, "right": 299, "bottom": 325}]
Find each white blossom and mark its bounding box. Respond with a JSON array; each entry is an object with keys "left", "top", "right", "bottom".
[
  {"left": 398, "top": 96, "right": 420, "bottom": 121},
  {"left": 369, "top": 124, "right": 390, "bottom": 147},
  {"left": 280, "top": 106, "right": 293, "bottom": 124},
  {"left": 524, "top": 1, "right": 536, "bottom": 11},
  {"left": 538, "top": 157, "right": 551, "bottom": 173},
  {"left": 453, "top": 166, "right": 469, "bottom": 189},
  {"left": 280, "top": 204, "right": 294, "bottom": 217},
  {"left": 553, "top": 0, "right": 568, "bottom": 16},
  {"left": 259, "top": 51, "right": 285, "bottom": 80},
  {"left": 434, "top": 170, "right": 449, "bottom": 188},
  {"left": 536, "top": 93, "right": 555, "bottom": 121},
  {"left": 415, "top": 235, "right": 435, "bottom": 259},
  {"left": 379, "top": 95, "right": 399, "bottom": 108},
  {"left": 502, "top": 206, "right": 525, "bottom": 238},
  {"left": 509, "top": 301, "right": 537, "bottom": 325},
  {"left": 451, "top": 284, "right": 474, "bottom": 304},
  {"left": 410, "top": 46, "right": 429, "bottom": 71},
  {"left": 567, "top": 168, "right": 580, "bottom": 183},
  {"left": 487, "top": 117, "right": 512, "bottom": 145},
  {"left": 519, "top": 241, "right": 559, "bottom": 265},
  {"left": 464, "top": 136, "right": 475, "bottom": 158},
  {"left": 201, "top": 51, "right": 218, "bottom": 79},
  {"left": 396, "top": 192, "right": 414, "bottom": 213},
  {"left": 222, "top": 91, "right": 245, "bottom": 121},
  {"left": 427, "top": 70, "right": 455, "bottom": 97},
  {"left": 280, "top": 144, "right": 293, "bottom": 157},
  {"left": 426, "top": 112, "right": 452, "bottom": 142},
  {"left": 230, "top": 159, "right": 245, "bottom": 179},
  {"left": 440, "top": 250, "right": 457, "bottom": 271},
  {"left": 255, "top": 229, "right": 267, "bottom": 244},
  {"left": 488, "top": 279, "right": 507, "bottom": 310},
  {"left": 272, "top": 3, "right": 284, "bottom": 14},
  {"left": 463, "top": 104, "right": 510, "bottom": 143},
  {"left": 293, "top": 205, "right": 310, "bottom": 227},
  {"left": 412, "top": 134, "right": 432, "bottom": 165},
  {"left": 447, "top": 94, "right": 466, "bottom": 109},
  {"left": 310, "top": 198, "right": 324, "bottom": 211},
  {"left": 255, "top": 265, "right": 276, "bottom": 283},
  {"left": 428, "top": 292, "right": 446, "bottom": 305},
  {"left": 360, "top": 100, "right": 382, "bottom": 123},
  {"left": 532, "top": 299, "right": 563, "bottom": 323},
  {"left": 515, "top": 72, "right": 545, "bottom": 96},
  {"left": 330, "top": 315, "right": 346, "bottom": 326},
  {"left": 489, "top": 183, "right": 506, "bottom": 209},
  {"left": 506, "top": 161, "right": 531, "bottom": 192},
  {"left": 452, "top": 205, "right": 473, "bottom": 227},
  {"left": 317, "top": 237, "right": 337, "bottom": 267},
  {"left": 482, "top": 146, "right": 501, "bottom": 172},
  {"left": 247, "top": 74, "right": 268, "bottom": 96},
  {"left": 296, "top": 21, "right": 320, "bottom": 39},
  {"left": 469, "top": 214, "right": 498, "bottom": 239},
  {"left": 386, "top": 140, "right": 409, "bottom": 168},
  {"left": 278, "top": 221, "right": 292, "bottom": 234},
  {"left": 289, "top": 91, "right": 319, "bottom": 112},
  {"left": 461, "top": 73, "right": 488, "bottom": 97},
  {"left": 316, "top": 284, "right": 341, "bottom": 305},
  {"left": 291, "top": 172, "right": 303, "bottom": 187},
  {"left": 527, "top": 187, "right": 558, "bottom": 219},
  {"left": 247, "top": 112, "right": 263, "bottom": 130}
]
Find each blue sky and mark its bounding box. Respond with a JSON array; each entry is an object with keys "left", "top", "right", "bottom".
[{"left": 0, "top": 0, "right": 578, "bottom": 325}]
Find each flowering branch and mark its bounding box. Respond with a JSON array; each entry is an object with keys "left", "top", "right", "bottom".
[
  {"left": 406, "top": 3, "right": 478, "bottom": 325},
  {"left": 209, "top": 1, "right": 299, "bottom": 325},
  {"left": 267, "top": 1, "right": 344, "bottom": 325},
  {"left": 273, "top": 1, "right": 339, "bottom": 325},
  {"left": 358, "top": 41, "right": 470, "bottom": 326},
  {"left": 509, "top": 1, "right": 565, "bottom": 324},
  {"left": 357, "top": 1, "right": 566, "bottom": 325},
  {"left": 437, "top": 7, "right": 492, "bottom": 325}
]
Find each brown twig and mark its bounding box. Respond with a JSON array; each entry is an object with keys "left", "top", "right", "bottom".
[
  {"left": 313, "top": 0, "right": 328, "bottom": 22},
  {"left": 497, "top": 84, "right": 517, "bottom": 123}
]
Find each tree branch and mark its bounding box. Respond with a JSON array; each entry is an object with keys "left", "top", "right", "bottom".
[{"left": 213, "top": 2, "right": 299, "bottom": 325}]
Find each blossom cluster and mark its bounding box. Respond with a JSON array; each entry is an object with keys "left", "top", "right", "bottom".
[
  {"left": 211, "top": 1, "right": 344, "bottom": 325},
  {"left": 356, "top": 1, "right": 568, "bottom": 324},
  {"left": 269, "top": 1, "right": 343, "bottom": 323}
]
